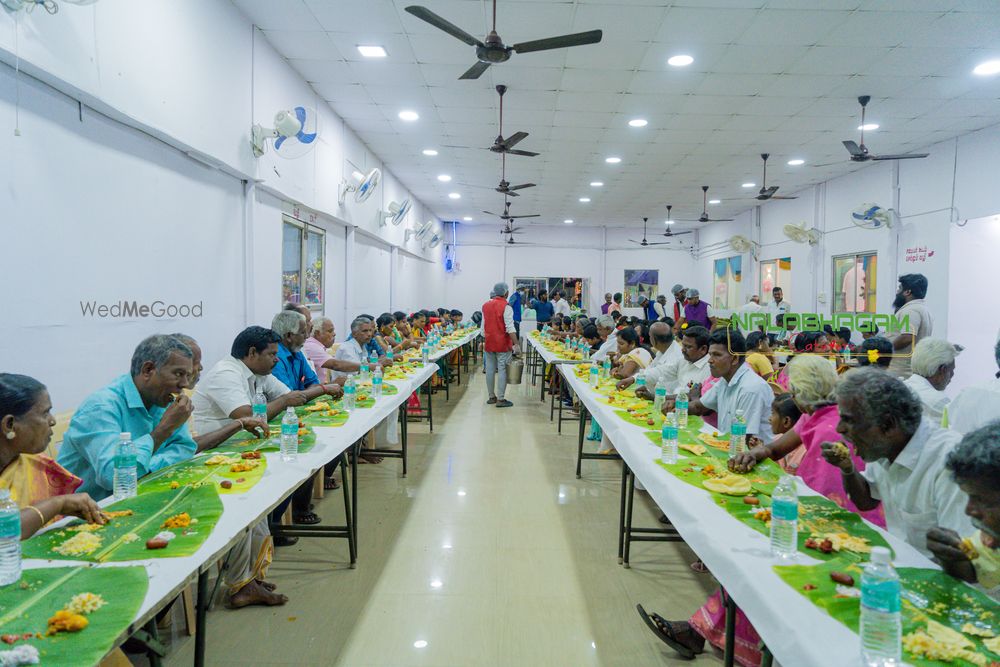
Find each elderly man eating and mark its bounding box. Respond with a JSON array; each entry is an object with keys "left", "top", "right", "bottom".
[
  {"left": 821, "top": 367, "right": 972, "bottom": 556},
  {"left": 616, "top": 321, "right": 681, "bottom": 393},
  {"left": 304, "top": 317, "right": 370, "bottom": 383},
  {"left": 591, "top": 315, "right": 619, "bottom": 363},
  {"left": 903, "top": 337, "right": 959, "bottom": 426}
]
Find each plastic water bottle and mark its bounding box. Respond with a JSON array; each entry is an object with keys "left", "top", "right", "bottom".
[
  {"left": 372, "top": 365, "right": 383, "bottom": 400},
  {"left": 0, "top": 489, "right": 21, "bottom": 586},
  {"left": 251, "top": 390, "right": 267, "bottom": 422},
  {"left": 359, "top": 356, "right": 370, "bottom": 382},
  {"left": 113, "top": 432, "right": 137, "bottom": 501},
  {"left": 386, "top": 347, "right": 394, "bottom": 362},
  {"left": 675, "top": 387, "right": 689, "bottom": 428},
  {"left": 280, "top": 406, "right": 298, "bottom": 461},
  {"left": 589, "top": 365, "right": 600, "bottom": 388},
  {"left": 661, "top": 413, "right": 679, "bottom": 465},
  {"left": 422, "top": 344, "right": 430, "bottom": 365},
  {"left": 859, "top": 546, "right": 902, "bottom": 666},
  {"left": 635, "top": 372, "right": 646, "bottom": 393},
  {"left": 653, "top": 386, "right": 667, "bottom": 427},
  {"left": 369, "top": 350, "right": 379, "bottom": 369},
  {"left": 601, "top": 358, "right": 611, "bottom": 380},
  {"left": 770, "top": 475, "right": 799, "bottom": 559},
  {"left": 729, "top": 409, "right": 747, "bottom": 456},
  {"left": 343, "top": 375, "right": 357, "bottom": 412}
]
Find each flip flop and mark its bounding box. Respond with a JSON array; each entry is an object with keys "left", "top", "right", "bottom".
[
  {"left": 292, "top": 511, "right": 322, "bottom": 525},
  {"left": 690, "top": 560, "right": 710, "bottom": 574},
  {"left": 324, "top": 476, "right": 341, "bottom": 490},
  {"left": 635, "top": 604, "right": 699, "bottom": 659}
]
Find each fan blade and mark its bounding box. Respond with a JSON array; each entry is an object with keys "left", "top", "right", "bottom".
[
  {"left": 501, "top": 190, "right": 519, "bottom": 197},
  {"left": 507, "top": 182, "right": 536, "bottom": 191},
  {"left": 506, "top": 148, "right": 539, "bottom": 157},
  {"left": 512, "top": 30, "right": 603, "bottom": 54},
  {"left": 662, "top": 230, "right": 693, "bottom": 237},
  {"left": 459, "top": 61, "right": 491, "bottom": 80},
  {"left": 405, "top": 6, "right": 483, "bottom": 47},
  {"left": 503, "top": 131, "right": 529, "bottom": 148},
  {"left": 645, "top": 241, "right": 673, "bottom": 245},
  {"left": 759, "top": 186, "right": 779, "bottom": 198},
  {"left": 771, "top": 195, "right": 799, "bottom": 200},
  {"left": 872, "top": 153, "right": 929, "bottom": 161},
  {"left": 483, "top": 210, "right": 503, "bottom": 217},
  {"left": 708, "top": 217, "right": 735, "bottom": 222},
  {"left": 842, "top": 140, "right": 866, "bottom": 157},
  {"left": 507, "top": 214, "right": 540, "bottom": 219}
]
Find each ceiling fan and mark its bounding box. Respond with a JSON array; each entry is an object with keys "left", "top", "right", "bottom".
[
  {"left": 660, "top": 206, "right": 693, "bottom": 238},
  {"left": 490, "top": 85, "right": 538, "bottom": 157},
  {"left": 404, "top": 1, "right": 603, "bottom": 80},
  {"left": 483, "top": 199, "right": 539, "bottom": 221},
  {"left": 752, "top": 153, "right": 797, "bottom": 201},
  {"left": 841, "top": 96, "right": 929, "bottom": 163},
  {"left": 629, "top": 218, "right": 672, "bottom": 247},
  {"left": 676, "top": 186, "right": 735, "bottom": 223},
  {"left": 500, "top": 222, "right": 523, "bottom": 235}
]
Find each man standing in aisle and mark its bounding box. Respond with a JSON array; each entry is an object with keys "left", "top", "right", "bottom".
[
  {"left": 553, "top": 290, "right": 572, "bottom": 319},
  {"left": 531, "top": 289, "right": 555, "bottom": 331},
  {"left": 483, "top": 282, "right": 520, "bottom": 408},
  {"left": 888, "top": 273, "right": 933, "bottom": 379},
  {"left": 654, "top": 294, "right": 669, "bottom": 320},
  {"left": 507, "top": 286, "right": 525, "bottom": 336},
  {"left": 670, "top": 284, "right": 687, "bottom": 322},
  {"left": 768, "top": 286, "right": 790, "bottom": 324},
  {"left": 601, "top": 292, "right": 613, "bottom": 315}
]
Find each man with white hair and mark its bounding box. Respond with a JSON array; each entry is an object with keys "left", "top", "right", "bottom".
[
  {"left": 949, "top": 335, "right": 1000, "bottom": 435},
  {"left": 482, "top": 282, "right": 519, "bottom": 408},
  {"left": 271, "top": 311, "right": 344, "bottom": 400},
  {"left": 903, "top": 337, "right": 960, "bottom": 425},
  {"left": 591, "top": 314, "right": 619, "bottom": 363},
  {"left": 303, "top": 317, "right": 363, "bottom": 383}
]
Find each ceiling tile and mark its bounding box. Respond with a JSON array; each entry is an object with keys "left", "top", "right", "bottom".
[
  {"left": 736, "top": 9, "right": 850, "bottom": 47},
  {"left": 560, "top": 68, "right": 633, "bottom": 93},
  {"left": 712, "top": 45, "right": 811, "bottom": 74},
  {"left": 572, "top": 3, "right": 669, "bottom": 42},
  {"left": 261, "top": 30, "right": 339, "bottom": 60},
  {"left": 327, "top": 32, "right": 417, "bottom": 63},
  {"left": 288, "top": 59, "right": 357, "bottom": 84},
  {"left": 233, "top": 0, "right": 321, "bottom": 31},
  {"left": 654, "top": 6, "right": 759, "bottom": 45},
  {"left": 306, "top": 0, "right": 405, "bottom": 33},
  {"left": 313, "top": 82, "right": 373, "bottom": 104}
]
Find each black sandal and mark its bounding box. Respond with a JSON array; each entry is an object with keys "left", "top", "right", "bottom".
[
  {"left": 292, "top": 511, "right": 322, "bottom": 525},
  {"left": 636, "top": 604, "right": 702, "bottom": 659}
]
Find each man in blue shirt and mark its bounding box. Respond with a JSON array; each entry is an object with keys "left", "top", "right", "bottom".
[
  {"left": 60, "top": 334, "right": 197, "bottom": 500},
  {"left": 508, "top": 286, "right": 525, "bottom": 336},
  {"left": 531, "top": 289, "right": 555, "bottom": 331}
]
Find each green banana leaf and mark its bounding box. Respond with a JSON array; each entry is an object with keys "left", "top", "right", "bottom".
[
  {"left": 300, "top": 410, "right": 350, "bottom": 428},
  {"left": 649, "top": 433, "right": 783, "bottom": 497},
  {"left": 774, "top": 561, "right": 1000, "bottom": 666},
  {"left": 723, "top": 496, "right": 892, "bottom": 562},
  {"left": 138, "top": 450, "right": 267, "bottom": 495},
  {"left": 0, "top": 565, "right": 147, "bottom": 666},
  {"left": 22, "top": 485, "right": 223, "bottom": 562}
]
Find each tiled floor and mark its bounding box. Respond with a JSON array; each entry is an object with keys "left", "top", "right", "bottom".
[{"left": 159, "top": 364, "right": 721, "bottom": 666}]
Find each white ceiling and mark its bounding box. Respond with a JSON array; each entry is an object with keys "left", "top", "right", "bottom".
[{"left": 233, "top": 0, "right": 1000, "bottom": 230}]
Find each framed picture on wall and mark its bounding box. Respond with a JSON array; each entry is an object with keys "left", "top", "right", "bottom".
[
  {"left": 624, "top": 269, "right": 658, "bottom": 307},
  {"left": 832, "top": 252, "right": 878, "bottom": 313}
]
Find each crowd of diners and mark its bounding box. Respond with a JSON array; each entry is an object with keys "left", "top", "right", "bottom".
[
  {"left": 529, "top": 276, "right": 999, "bottom": 664},
  {"left": 0, "top": 302, "right": 473, "bottom": 654}
]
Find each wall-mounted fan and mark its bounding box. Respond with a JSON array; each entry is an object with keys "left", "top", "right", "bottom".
[
  {"left": 251, "top": 107, "right": 318, "bottom": 159},
  {"left": 339, "top": 168, "right": 382, "bottom": 205},
  {"left": 406, "top": 219, "right": 435, "bottom": 244},
  {"left": 850, "top": 204, "right": 895, "bottom": 230},
  {"left": 730, "top": 235, "right": 754, "bottom": 252},
  {"left": 382, "top": 199, "right": 412, "bottom": 227},
  {"left": 1, "top": 0, "right": 96, "bottom": 14},
  {"left": 424, "top": 231, "right": 443, "bottom": 249},
  {"left": 404, "top": 1, "right": 602, "bottom": 80},
  {"left": 783, "top": 222, "right": 822, "bottom": 245}
]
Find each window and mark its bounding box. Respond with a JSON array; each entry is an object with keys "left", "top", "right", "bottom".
[
  {"left": 712, "top": 256, "right": 742, "bottom": 310},
  {"left": 832, "top": 252, "right": 877, "bottom": 313},
  {"left": 759, "top": 257, "right": 791, "bottom": 307},
  {"left": 282, "top": 217, "right": 325, "bottom": 308}
]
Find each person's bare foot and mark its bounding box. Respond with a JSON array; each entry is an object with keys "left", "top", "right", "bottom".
[
  {"left": 256, "top": 579, "right": 277, "bottom": 592},
  {"left": 227, "top": 580, "right": 288, "bottom": 608},
  {"left": 360, "top": 453, "right": 383, "bottom": 464}
]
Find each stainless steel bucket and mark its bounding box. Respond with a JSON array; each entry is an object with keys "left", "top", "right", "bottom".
[{"left": 506, "top": 357, "right": 524, "bottom": 385}]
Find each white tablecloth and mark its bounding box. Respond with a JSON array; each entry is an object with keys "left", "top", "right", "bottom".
[{"left": 559, "top": 365, "right": 940, "bottom": 667}]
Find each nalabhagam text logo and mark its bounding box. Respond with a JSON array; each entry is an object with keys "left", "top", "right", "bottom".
[{"left": 80, "top": 300, "right": 203, "bottom": 319}]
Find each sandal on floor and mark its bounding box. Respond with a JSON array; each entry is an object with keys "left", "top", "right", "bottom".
[
  {"left": 292, "top": 511, "right": 322, "bottom": 525},
  {"left": 636, "top": 604, "right": 703, "bottom": 659},
  {"left": 690, "top": 560, "right": 710, "bottom": 574},
  {"left": 324, "top": 476, "right": 341, "bottom": 490}
]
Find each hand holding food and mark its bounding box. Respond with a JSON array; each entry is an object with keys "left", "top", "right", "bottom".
[
  {"left": 660, "top": 396, "right": 677, "bottom": 414},
  {"left": 323, "top": 384, "right": 344, "bottom": 399},
  {"left": 59, "top": 493, "right": 105, "bottom": 526},
  {"left": 728, "top": 451, "right": 759, "bottom": 473},
  {"left": 283, "top": 391, "right": 308, "bottom": 407},
  {"left": 161, "top": 394, "right": 193, "bottom": 430},
  {"left": 634, "top": 385, "right": 652, "bottom": 400},
  {"left": 616, "top": 377, "right": 635, "bottom": 391},
  {"left": 819, "top": 441, "right": 854, "bottom": 472},
  {"left": 237, "top": 416, "right": 268, "bottom": 437}
]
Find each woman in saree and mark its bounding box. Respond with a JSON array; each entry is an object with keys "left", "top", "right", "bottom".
[
  {"left": 610, "top": 328, "right": 652, "bottom": 379},
  {"left": 0, "top": 373, "right": 104, "bottom": 538},
  {"left": 639, "top": 354, "right": 884, "bottom": 664}
]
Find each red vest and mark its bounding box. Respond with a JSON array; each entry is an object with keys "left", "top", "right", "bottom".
[{"left": 483, "top": 296, "right": 512, "bottom": 353}]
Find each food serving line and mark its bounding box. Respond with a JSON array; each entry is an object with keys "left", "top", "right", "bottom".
[
  {"left": 18, "top": 330, "right": 481, "bottom": 667},
  {"left": 554, "top": 361, "right": 950, "bottom": 667}
]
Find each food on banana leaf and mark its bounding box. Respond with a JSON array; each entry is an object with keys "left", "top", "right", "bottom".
[
  {"left": 53, "top": 532, "right": 102, "bottom": 557},
  {"left": 702, "top": 475, "right": 752, "bottom": 495},
  {"left": 46, "top": 610, "right": 88, "bottom": 635}
]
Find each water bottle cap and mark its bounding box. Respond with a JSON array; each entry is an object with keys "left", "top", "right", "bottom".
[
  {"left": 870, "top": 546, "right": 891, "bottom": 564},
  {"left": 119, "top": 432, "right": 131, "bottom": 440}
]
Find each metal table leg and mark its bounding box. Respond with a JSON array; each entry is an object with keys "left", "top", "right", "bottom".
[
  {"left": 540, "top": 362, "right": 547, "bottom": 402},
  {"left": 618, "top": 461, "right": 629, "bottom": 564},
  {"left": 194, "top": 570, "right": 208, "bottom": 667},
  {"left": 575, "top": 403, "right": 587, "bottom": 479},
  {"left": 723, "top": 588, "right": 736, "bottom": 667},
  {"left": 344, "top": 449, "right": 357, "bottom": 566}
]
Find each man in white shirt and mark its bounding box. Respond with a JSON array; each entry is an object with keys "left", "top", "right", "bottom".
[
  {"left": 332, "top": 317, "right": 385, "bottom": 380},
  {"left": 821, "top": 368, "right": 972, "bottom": 557},
  {"left": 767, "top": 287, "right": 790, "bottom": 321},
  {"left": 616, "top": 321, "right": 680, "bottom": 392},
  {"left": 552, "top": 290, "right": 572, "bottom": 318},
  {"left": 653, "top": 294, "right": 668, "bottom": 320},
  {"left": 591, "top": 315, "right": 619, "bottom": 363},
  {"left": 888, "top": 273, "right": 933, "bottom": 378},
  {"left": 903, "top": 337, "right": 959, "bottom": 426},
  {"left": 948, "top": 337, "right": 1000, "bottom": 434},
  {"left": 736, "top": 295, "right": 764, "bottom": 316},
  {"left": 669, "top": 328, "right": 774, "bottom": 441}
]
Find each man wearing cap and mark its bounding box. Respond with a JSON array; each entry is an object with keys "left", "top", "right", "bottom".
[
  {"left": 482, "top": 282, "right": 520, "bottom": 408},
  {"left": 670, "top": 284, "right": 688, "bottom": 322},
  {"left": 677, "top": 289, "right": 716, "bottom": 331}
]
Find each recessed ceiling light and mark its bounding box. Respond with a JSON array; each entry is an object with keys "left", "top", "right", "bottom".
[
  {"left": 448, "top": 192, "right": 461, "bottom": 199},
  {"left": 422, "top": 148, "right": 438, "bottom": 156},
  {"left": 973, "top": 60, "right": 1000, "bottom": 76},
  {"left": 709, "top": 199, "right": 721, "bottom": 204},
  {"left": 437, "top": 174, "right": 451, "bottom": 182},
  {"left": 628, "top": 118, "right": 648, "bottom": 128},
  {"left": 457, "top": 490, "right": 466, "bottom": 497},
  {"left": 413, "top": 640, "right": 428, "bottom": 649},
  {"left": 667, "top": 54, "right": 694, "bottom": 67},
  {"left": 462, "top": 216, "right": 472, "bottom": 221},
  {"left": 741, "top": 182, "right": 756, "bottom": 188},
  {"left": 564, "top": 219, "right": 574, "bottom": 224},
  {"left": 398, "top": 110, "right": 419, "bottom": 121},
  {"left": 787, "top": 159, "right": 805, "bottom": 166},
  {"left": 430, "top": 580, "right": 443, "bottom": 589},
  {"left": 664, "top": 219, "right": 674, "bottom": 225},
  {"left": 578, "top": 197, "right": 591, "bottom": 203},
  {"left": 858, "top": 123, "right": 879, "bottom": 131},
  {"left": 590, "top": 181, "right": 604, "bottom": 187},
  {"left": 605, "top": 156, "right": 621, "bottom": 164},
  {"left": 357, "top": 45, "right": 387, "bottom": 58}
]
